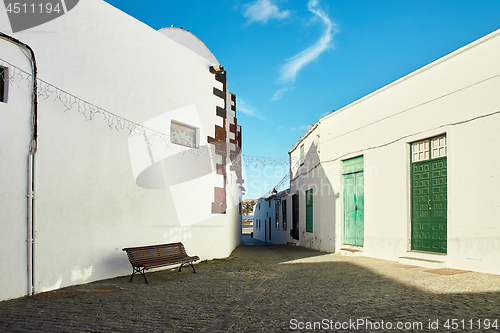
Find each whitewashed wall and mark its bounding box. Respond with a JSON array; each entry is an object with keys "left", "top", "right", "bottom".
[
  {"left": 0, "top": 41, "right": 34, "bottom": 300},
  {"left": 0, "top": 0, "right": 241, "bottom": 300},
  {"left": 252, "top": 192, "right": 294, "bottom": 244},
  {"left": 289, "top": 125, "right": 336, "bottom": 251},
  {"left": 252, "top": 198, "right": 269, "bottom": 242},
  {"left": 276, "top": 193, "right": 294, "bottom": 245},
  {"left": 296, "top": 28, "right": 500, "bottom": 274}
]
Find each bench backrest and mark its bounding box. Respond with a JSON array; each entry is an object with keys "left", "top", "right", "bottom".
[{"left": 123, "top": 242, "right": 189, "bottom": 265}]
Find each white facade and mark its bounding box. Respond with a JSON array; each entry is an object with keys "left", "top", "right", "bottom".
[
  {"left": 252, "top": 190, "right": 295, "bottom": 245},
  {"left": 289, "top": 28, "right": 500, "bottom": 274},
  {"left": 0, "top": 0, "right": 242, "bottom": 301}
]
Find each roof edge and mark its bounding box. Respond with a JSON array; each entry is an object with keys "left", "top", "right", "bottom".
[
  {"left": 321, "top": 28, "right": 500, "bottom": 122},
  {"left": 288, "top": 123, "right": 319, "bottom": 154}
]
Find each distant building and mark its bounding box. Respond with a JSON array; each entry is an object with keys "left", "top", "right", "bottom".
[
  {"left": 0, "top": 0, "right": 242, "bottom": 301},
  {"left": 286, "top": 28, "right": 500, "bottom": 274},
  {"left": 252, "top": 189, "right": 296, "bottom": 245}
]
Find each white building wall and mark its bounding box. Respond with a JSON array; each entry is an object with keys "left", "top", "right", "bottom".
[
  {"left": 0, "top": 0, "right": 241, "bottom": 300},
  {"left": 0, "top": 42, "right": 34, "bottom": 300},
  {"left": 297, "top": 28, "right": 500, "bottom": 274},
  {"left": 276, "top": 194, "right": 294, "bottom": 245},
  {"left": 252, "top": 193, "right": 294, "bottom": 244},
  {"left": 289, "top": 125, "right": 336, "bottom": 252},
  {"left": 252, "top": 198, "right": 270, "bottom": 242}
]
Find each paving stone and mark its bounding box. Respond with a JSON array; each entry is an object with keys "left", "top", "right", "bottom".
[{"left": 1, "top": 244, "right": 500, "bottom": 332}]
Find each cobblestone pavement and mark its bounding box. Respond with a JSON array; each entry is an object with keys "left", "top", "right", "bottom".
[{"left": 1, "top": 243, "right": 500, "bottom": 332}]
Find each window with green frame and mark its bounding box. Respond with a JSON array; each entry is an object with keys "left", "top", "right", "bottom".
[
  {"left": 300, "top": 144, "right": 304, "bottom": 165},
  {"left": 306, "top": 189, "right": 313, "bottom": 233}
]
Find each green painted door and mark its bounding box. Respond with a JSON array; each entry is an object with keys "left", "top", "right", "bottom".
[
  {"left": 411, "top": 157, "right": 447, "bottom": 253},
  {"left": 344, "top": 171, "right": 364, "bottom": 246}
]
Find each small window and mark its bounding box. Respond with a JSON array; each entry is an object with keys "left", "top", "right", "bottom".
[
  {"left": 0, "top": 66, "right": 7, "bottom": 103},
  {"left": 412, "top": 135, "right": 447, "bottom": 162},
  {"left": 171, "top": 121, "right": 197, "bottom": 148},
  {"left": 431, "top": 136, "right": 447, "bottom": 159},
  {"left": 411, "top": 140, "right": 429, "bottom": 162},
  {"left": 300, "top": 144, "right": 305, "bottom": 165}
]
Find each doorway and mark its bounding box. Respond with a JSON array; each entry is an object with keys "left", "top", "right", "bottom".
[
  {"left": 343, "top": 156, "right": 364, "bottom": 246},
  {"left": 291, "top": 194, "right": 299, "bottom": 240},
  {"left": 410, "top": 135, "right": 447, "bottom": 253}
]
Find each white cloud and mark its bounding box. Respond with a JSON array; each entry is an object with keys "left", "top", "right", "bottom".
[
  {"left": 319, "top": 111, "right": 331, "bottom": 118},
  {"left": 291, "top": 124, "right": 313, "bottom": 131},
  {"left": 279, "top": 0, "right": 338, "bottom": 83},
  {"left": 243, "top": 0, "right": 291, "bottom": 24},
  {"left": 238, "top": 99, "right": 265, "bottom": 120},
  {"left": 277, "top": 125, "right": 284, "bottom": 130},
  {"left": 271, "top": 87, "right": 289, "bottom": 101}
]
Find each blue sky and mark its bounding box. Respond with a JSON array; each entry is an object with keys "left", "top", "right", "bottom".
[{"left": 105, "top": 0, "right": 500, "bottom": 199}]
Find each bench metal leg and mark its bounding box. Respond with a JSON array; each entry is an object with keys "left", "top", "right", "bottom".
[
  {"left": 129, "top": 265, "right": 148, "bottom": 284},
  {"left": 178, "top": 262, "right": 196, "bottom": 273}
]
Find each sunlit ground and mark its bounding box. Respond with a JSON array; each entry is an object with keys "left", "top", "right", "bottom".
[{"left": 280, "top": 253, "right": 500, "bottom": 294}]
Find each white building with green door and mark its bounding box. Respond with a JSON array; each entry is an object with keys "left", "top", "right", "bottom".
[{"left": 288, "top": 28, "right": 500, "bottom": 274}]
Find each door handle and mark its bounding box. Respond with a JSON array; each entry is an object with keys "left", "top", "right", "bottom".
[{"left": 355, "top": 204, "right": 358, "bottom": 210}]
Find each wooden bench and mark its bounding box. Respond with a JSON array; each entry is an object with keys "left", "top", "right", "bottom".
[{"left": 122, "top": 242, "right": 200, "bottom": 284}]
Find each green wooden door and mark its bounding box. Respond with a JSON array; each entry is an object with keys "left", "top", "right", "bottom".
[
  {"left": 411, "top": 157, "right": 447, "bottom": 253},
  {"left": 306, "top": 189, "right": 313, "bottom": 233},
  {"left": 344, "top": 171, "right": 364, "bottom": 246}
]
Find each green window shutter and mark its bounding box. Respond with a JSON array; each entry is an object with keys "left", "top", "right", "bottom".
[
  {"left": 342, "top": 155, "right": 363, "bottom": 174},
  {"left": 306, "top": 189, "right": 313, "bottom": 233},
  {"left": 300, "top": 144, "right": 304, "bottom": 165}
]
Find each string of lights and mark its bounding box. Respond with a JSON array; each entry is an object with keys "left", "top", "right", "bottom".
[
  {"left": 0, "top": 57, "right": 292, "bottom": 168},
  {"left": 262, "top": 157, "right": 302, "bottom": 197}
]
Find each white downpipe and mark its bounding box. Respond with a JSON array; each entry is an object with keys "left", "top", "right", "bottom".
[{"left": 27, "top": 154, "right": 35, "bottom": 296}]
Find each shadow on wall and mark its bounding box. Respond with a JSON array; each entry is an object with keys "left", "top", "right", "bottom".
[
  {"left": 127, "top": 105, "right": 241, "bottom": 226},
  {"left": 37, "top": 221, "right": 210, "bottom": 294},
  {"left": 135, "top": 148, "right": 214, "bottom": 189},
  {"left": 292, "top": 142, "right": 339, "bottom": 250}
]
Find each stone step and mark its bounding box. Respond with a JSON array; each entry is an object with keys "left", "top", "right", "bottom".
[
  {"left": 340, "top": 247, "right": 363, "bottom": 257},
  {"left": 398, "top": 256, "right": 446, "bottom": 268}
]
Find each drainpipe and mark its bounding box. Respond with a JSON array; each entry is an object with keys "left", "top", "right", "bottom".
[
  {"left": 27, "top": 155, "right": 36, "bottom": 295},
  {"left": 0, "top": 32, "right": 38, "bottom": 296}
]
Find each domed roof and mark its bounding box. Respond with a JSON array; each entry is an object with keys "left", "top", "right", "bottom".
[{"left": 158, "top": 27, "right": 219, "bottom": 65}]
